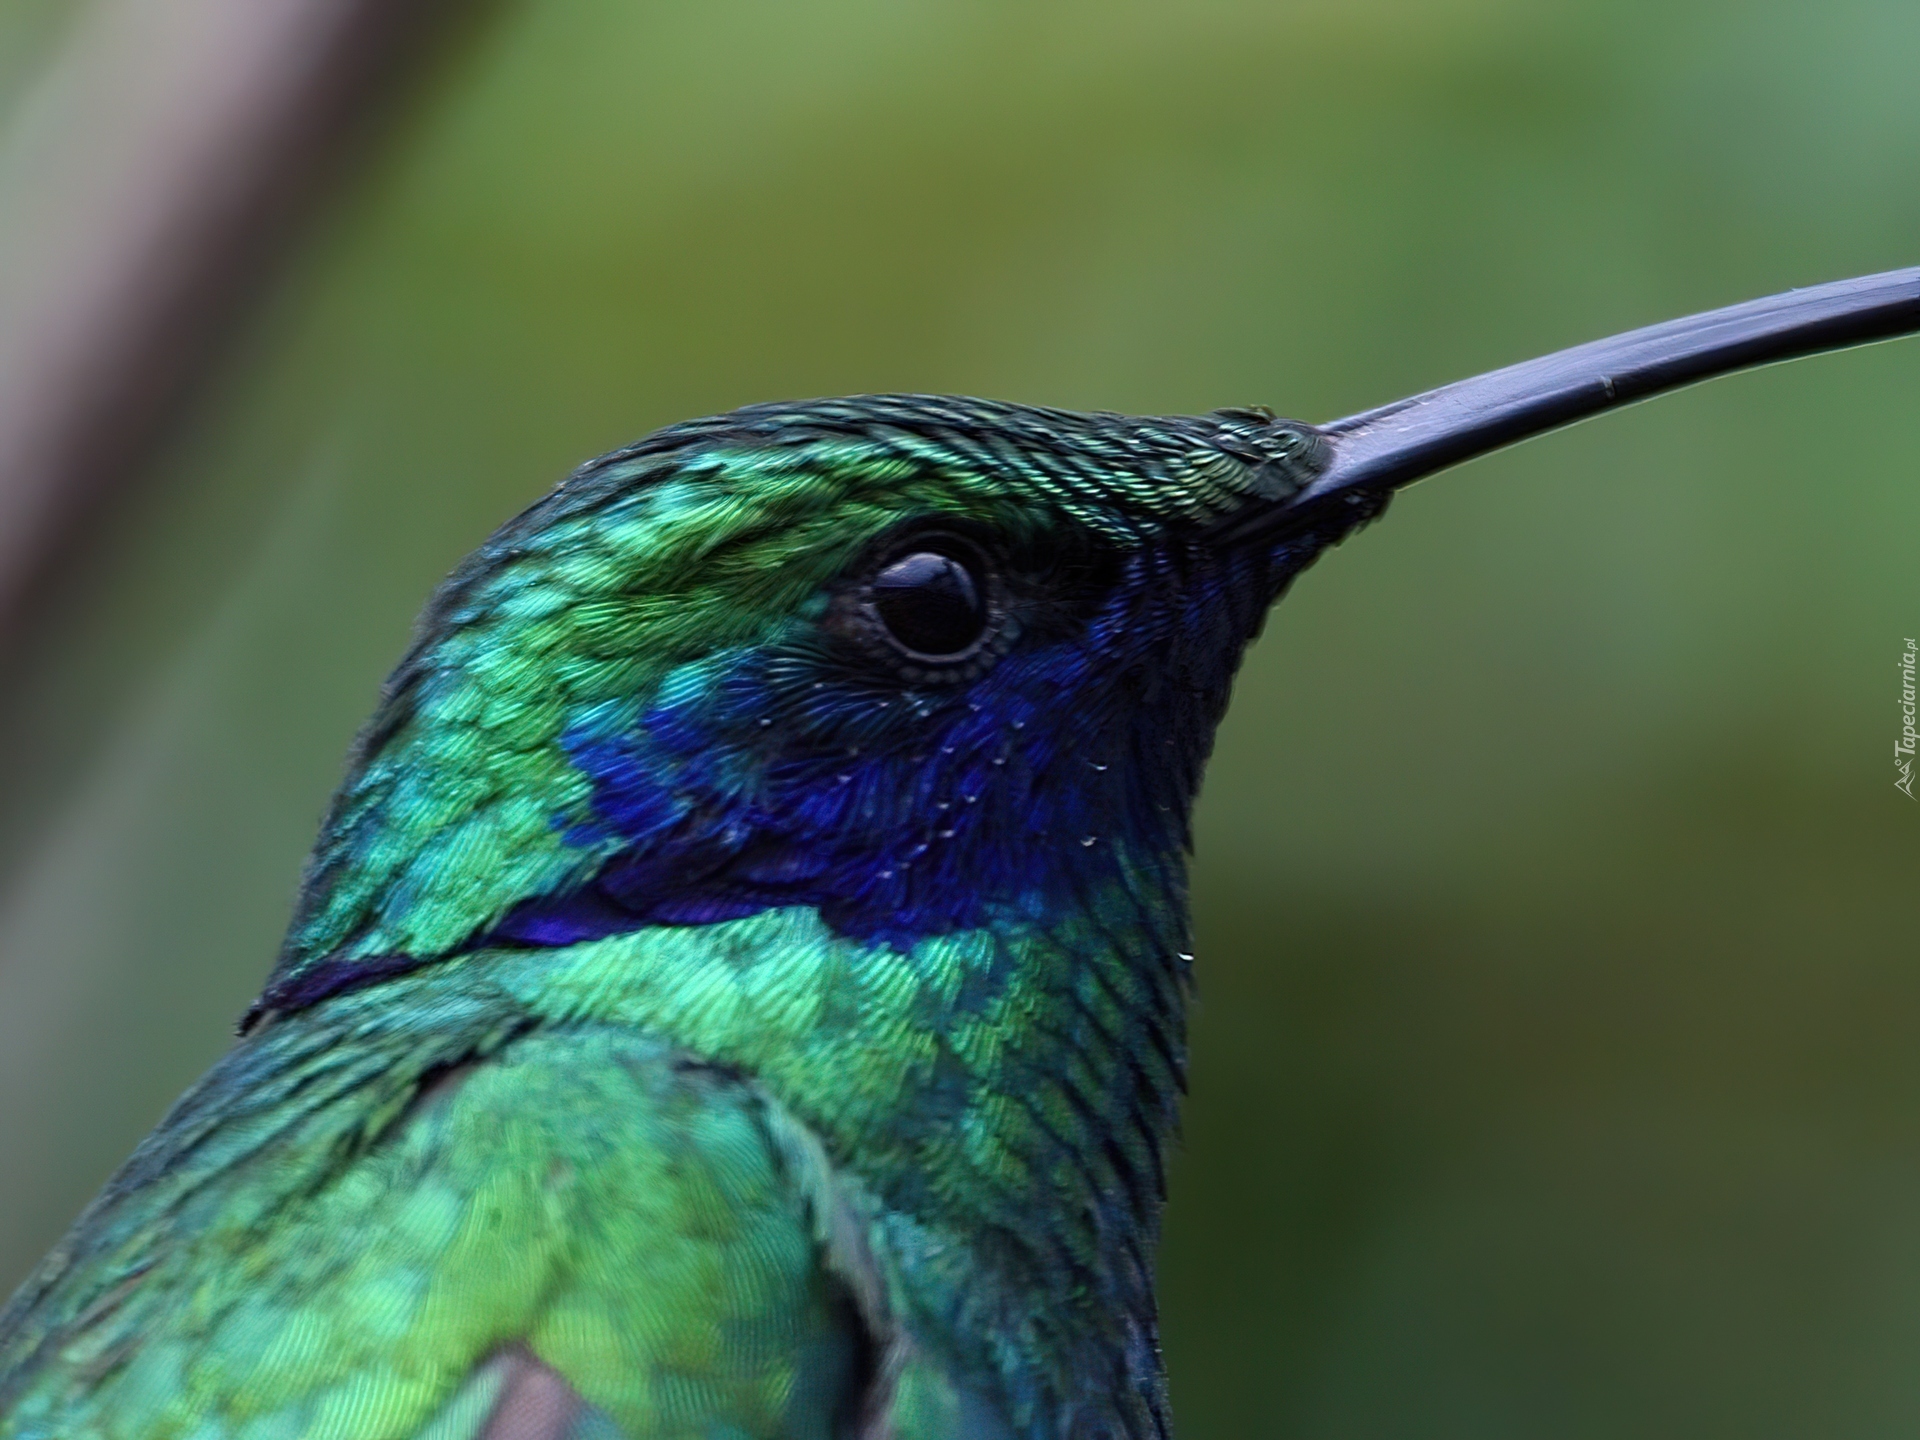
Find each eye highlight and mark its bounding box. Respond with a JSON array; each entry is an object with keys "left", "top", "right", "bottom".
[{"left": 871, "top": 547, "right": 986, "bottom": 659}]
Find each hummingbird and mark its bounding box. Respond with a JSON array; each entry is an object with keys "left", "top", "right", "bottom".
[{"left": 1, "top": 269, "right": 1915, "bottom": 1439}]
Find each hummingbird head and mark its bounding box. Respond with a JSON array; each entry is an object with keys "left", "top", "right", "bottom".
[
  {"left": 233, "top": 270, "right": 1915, "bottom": 1430},
  {"left": 255, "top": 261, "right": 1920, "bottom": 1057},
  {"left": 262, "top": 394, "right": 1373, "bottom": 1013}
]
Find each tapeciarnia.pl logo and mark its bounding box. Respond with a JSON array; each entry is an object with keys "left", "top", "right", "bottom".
[{"left": 1899, "top": 638, "right": 1917, "bottom": 800}]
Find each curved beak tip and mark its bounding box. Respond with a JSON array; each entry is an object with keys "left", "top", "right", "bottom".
[{"left": 1258, "top": 264, "right": 1920, "bottom": 526}]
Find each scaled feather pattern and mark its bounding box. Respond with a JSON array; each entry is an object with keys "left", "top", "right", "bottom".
[{"left": 0, "top": 395, "right": 1377, "bottom": 1439}]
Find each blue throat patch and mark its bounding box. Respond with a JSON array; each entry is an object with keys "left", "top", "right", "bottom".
[
  {"left": 483, "top": 541, "right": 1260, "bottom": 952},
  {"left": 256, "top": 539, "right": 1289, "bottom": 1019}
]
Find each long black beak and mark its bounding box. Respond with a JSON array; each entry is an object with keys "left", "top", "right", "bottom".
[{"left": 1262, "top": 265, "right": 1920, "bottom": 532}]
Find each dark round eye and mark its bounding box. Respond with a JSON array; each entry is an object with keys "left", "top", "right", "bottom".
[{"left": 870, "top": 545, "right": 988, "bottom": 659}]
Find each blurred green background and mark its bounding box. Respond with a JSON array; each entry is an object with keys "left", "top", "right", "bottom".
[{"left": 2, "top": 0, "right": 1918, "bottom": 1434}]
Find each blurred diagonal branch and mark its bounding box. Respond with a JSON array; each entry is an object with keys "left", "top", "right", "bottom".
[{"left": 0, "top": 0, "right": 498, "bottom": 643}]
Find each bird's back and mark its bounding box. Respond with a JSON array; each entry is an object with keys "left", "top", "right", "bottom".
[{"left": 0, "top": 985, "right": 893, "bottom": 1439}]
